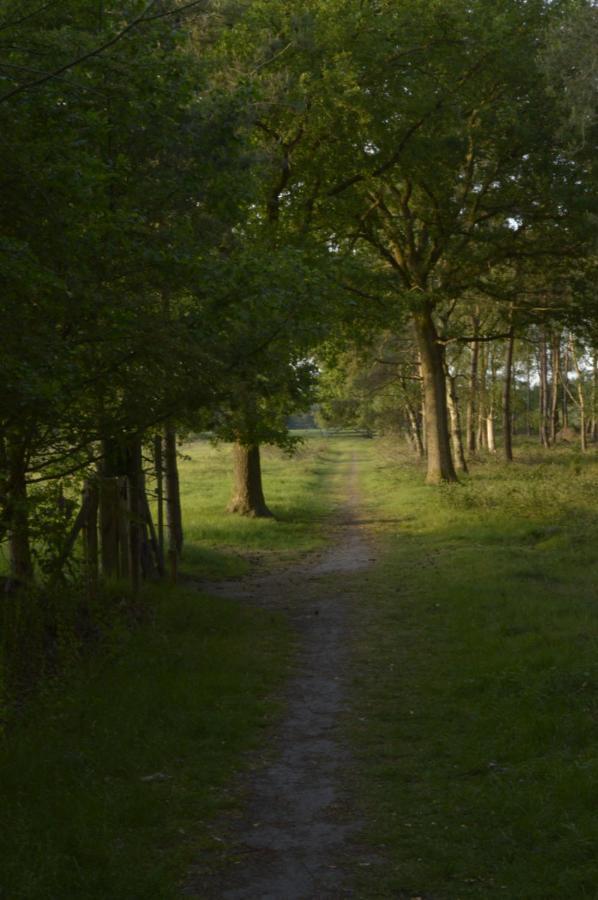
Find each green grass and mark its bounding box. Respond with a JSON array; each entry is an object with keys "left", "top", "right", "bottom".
[
  {"left": 350, "top": 439, "right": 598, "bottom": 900},
  {"left": 0, "top": 434, "right": 345, "bottom": 900},
  {"left": 177, "top": 437, "right": 342, "bottom": 577},
  {"left": 0, "top": 586, "right": 290, "bottom": 899},
  {"left": 5, "top": 433, "right": 598, "bottom": 899}
]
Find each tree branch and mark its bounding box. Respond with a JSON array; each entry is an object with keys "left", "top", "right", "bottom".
[{"left": 0, "top": 0, "right": 210, "bottom": 104}]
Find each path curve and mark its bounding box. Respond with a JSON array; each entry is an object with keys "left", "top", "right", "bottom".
[{"left": 184, "top": 453, "right": 374, "bottom": 899}]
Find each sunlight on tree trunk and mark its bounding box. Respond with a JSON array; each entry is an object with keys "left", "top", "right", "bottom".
[
  {"left": 413, "top": 310, "right": 457, "bottom": 484},
  {"left": 446, "top": 371, "right": 468, "bottom": 473},
  {"left": 503, "top": 326, "right": 515, "bottom": 462},
  {"left": 228, "top": 442, "right": 273, "bottom": 517}
]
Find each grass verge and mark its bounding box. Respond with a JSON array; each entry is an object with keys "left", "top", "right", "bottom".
[{"left": 351, "top": 440, "right": 598, "bottom": 900}]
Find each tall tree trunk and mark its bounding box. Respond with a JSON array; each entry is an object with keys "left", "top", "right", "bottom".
[
  {"left": 126, "top": 437, "right": 143, "bottom": 593},
  {"left": 446, "top": 371, "right": 468, "bottom": 473},
  {"left": 228, "top": 442, "right": 273, "bottom": 516},
  {"left": 525, "top": 356, "right": 533, "bottom": 436},
  {"left": 164, "top": 427, "right": 183, "bottom": 558},
  {"left": 571, "top": 338, "right": 587, "bottom": 452},
  {"left": 486, "top": 348, "right": 497, "bottom": 454},
  {"left": 100, "top": 436, "right": 125, "bottom": 579},
  {"left": 591, "top": 353, "right": 598, "bottom": 442},
  {"left": 466, "top": 313, "right": 480, "bottom": 455},
  {"left": 413, "top": 308, "right": 457, "bottom": 484},
  {"left": 486, "top": 413, "right": 496, "bottom": 453},
  {"left": 549, "top": 331, "right": 561, "bottom": 444},
  {"left": 503, "top": 326, "right": 515, "bottom": 462},
  {"left": 405, "top": 401, "right": 425, "bottom": 459},
  {"left": 416, "top": 357, "right": 427, "bottom": 456},
  {"left": 99, "top": 476, "right": 120, "bottom": 578},
  {"left": 6, "top": 436, "right": 33, "bottom": 581},
  {"left": 401, "top": 374, "right": 424, "bottom": 459},
  {"left": 539, "top": 330, "right": 550, "bottom": 448},
  {"left": 477, "top": 344, "right": 488, "bottom": 450},
  {"left": 154, "top": 434, "right": 164, "bottom": 557},
  {"left": 562, "top": 336, "right": 570, "bottom": 429}
]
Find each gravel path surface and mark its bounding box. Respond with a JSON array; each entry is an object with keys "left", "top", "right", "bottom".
[{"left": 184, "top": 453, "right": 375, "bottom": 899}]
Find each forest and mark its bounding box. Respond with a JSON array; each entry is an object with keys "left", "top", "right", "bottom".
[{"left": 1, "top": 1, "right": 597, "bottom": 898}]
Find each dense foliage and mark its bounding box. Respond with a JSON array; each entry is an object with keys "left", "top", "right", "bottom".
[{"left": 0, "top": 0, "right": 596, "bottom": 653}]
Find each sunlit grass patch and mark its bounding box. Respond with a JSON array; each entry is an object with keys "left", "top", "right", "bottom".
[
  {"left": 351, "top": 440, "right": 598, "bottom": 900},
  {"left": 177, "top": 435, "right": 355, "bottom": 577}
]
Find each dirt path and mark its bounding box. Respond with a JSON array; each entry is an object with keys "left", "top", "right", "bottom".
[{"left": 184, "top": 453, "right": 375, "bottom": 899}]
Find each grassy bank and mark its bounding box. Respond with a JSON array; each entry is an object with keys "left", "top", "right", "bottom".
[
  {"left": 0, "top": 435, "right": 338, "bottom": 900},
  {"left": 351, "top": 440, "right": 598, "bottom": 899}
]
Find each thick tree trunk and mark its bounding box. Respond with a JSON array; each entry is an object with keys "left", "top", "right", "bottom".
[
  {"left": 413, "top": 309, "right": 457, "bottom": 484},
  {"left": 228, "top": 442, "right": 273, "bottom": 516},
  {"left": 503, "top": 327, "right": 515, "bottom": 462},
  {"left": 164, "top": 427, "right": 183, "bottom": 559},
  {"left": 446, "top": 370, "right": 468, "bottom": 473},
  {"left": 6, "top": 437, "right": 33, "bottom": 581},
  {"left": 99, "top": 476, "right": 120, "bottom": 578}
]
